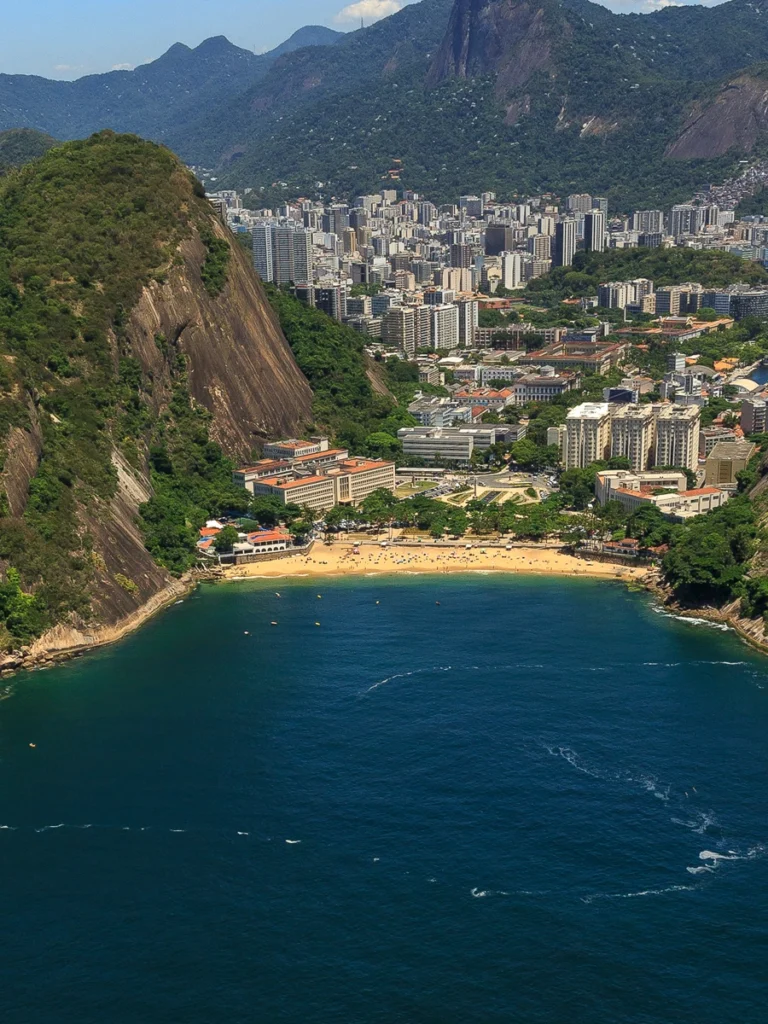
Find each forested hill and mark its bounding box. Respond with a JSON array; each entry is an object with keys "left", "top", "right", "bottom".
[
  {"left": 5, "top": 1, "right": 768, "bottom": 206},
  {"left": 0, "top": 129, "right": 56, "bottom": 175},
  {"left": 209, "top": 0, "right": 768, "bottom": 209},
  {"left": 0, "top": 132, "right": 311, "bottom": 654}
]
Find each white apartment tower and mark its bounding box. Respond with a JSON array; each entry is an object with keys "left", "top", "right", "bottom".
[
  {"left": 252, "top": 223, "right": 314, "bottom": 285},
  {"left": 252, "top": 224, "right": 274, "bottom": 282},
  {"left": 654, "top": 405, "right": 701, "bottom": 472},
  {"left": 456, "top": 299, "right": 479, "bottom": 347},
  {"left": 610, "top": 404, "right": 656, "bottom": 472},
  {"left": 564, "top": 403, "right": 612, "bottom": 469},
  {"left": 501, "top": 251, "right": 523, "bottom": 289},
  {"left": 430, "top": 304, "right": 460, "bottom": 351}
]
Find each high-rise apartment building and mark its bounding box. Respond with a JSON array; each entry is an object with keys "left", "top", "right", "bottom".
[
  {"left": 632, "top": 210, "right": 665, "bottom": 234},
  {"left": 450, "top": 243, "right": 473, "bottom": 268},
  {"left": 382, "top": 306, "right": 417, "bottom": 357},
  {"left": 252, "top": 224, "right": 274, "bottom": 282},
  {"left": 610, "top": 404, "right": 656, "bottom": 472},
  {"left": 527, "top": 234, "right": 552, "bottom": 260},
  {"left": 592, "top": 197, "right": 609, "bottom": 215},
  {"left": 669, "top": 204, "right": 705, "bottom": 239},
  {"left": 501, "top": 252, "right": 523, "bottom": 290},
  {"left": 584, "top": 210, "right": 606, "bottom": 253},
  {"left": 566, "top": 193, "right": 593, "bottom": 215},
  {"left": 430, "top": 304, "right": 460, "bottom": 351},
  {"left": 597, "top": 282, "right": 629, "bottom": 309},
  {"left": 315, "top": 285, "right": 347, "bottom": 322},
  {"left": 741, "top": 397, "right": 768, "bottom": 435},
  {"left": 456, "top": 299, "right": 479, "bottom": 348},
  {"left": 564, "top": 403, "right": 612, "bottom": 469},
  {"left": 654, "top": 405, "right": 701, "bottom": 472},
  {"left": 554, "top": 219, "right": 577, "bottom": 267},
  {"left": 460, "top": 195, "right": 484, "bottom": 218},
  {"left": 252, "top": 223, "right": 313, "bottom": 285}
]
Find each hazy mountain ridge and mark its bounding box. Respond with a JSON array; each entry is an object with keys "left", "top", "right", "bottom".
[{"left": 0, "top": 27, "right": 343, "bottom": 142}]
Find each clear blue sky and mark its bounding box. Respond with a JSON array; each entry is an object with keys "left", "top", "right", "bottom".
[{"left": 1, "top": 0, "right": 728, "bottom": 80}]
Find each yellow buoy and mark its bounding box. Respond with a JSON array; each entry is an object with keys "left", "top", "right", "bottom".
[
  {"left": 315, "top": 622, "right": 321, "bottom": 627},
  {"left": 271, "top": 621, "right": 278, "bottom": 626},
  {"left": 29, "top": 743, "right": 36, "bottom": 748}
]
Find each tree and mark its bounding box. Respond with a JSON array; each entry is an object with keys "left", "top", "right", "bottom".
[
  {"left": 213, "top": 526, "right": 239, "bottom": 553},
  {"left": 446, "top": 508, "right": 468, "bottom": 537},
  {"left": 365, "top": 431, "right": 402, "bottom": 459},
  {"left": 291, "top": 519, "right": 313, "bottom": 543}
]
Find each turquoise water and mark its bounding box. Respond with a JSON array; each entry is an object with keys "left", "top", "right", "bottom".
[{"left": 1, "top": 576, "right": 767, "bottom": 1023}]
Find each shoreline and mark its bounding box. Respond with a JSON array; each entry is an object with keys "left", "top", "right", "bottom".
[
  {"left": 0, "top": 573, "right": 197, "bottom": 678},
  {"left": 220, "top": 541, "right": 650, "bottom": 583},
  {"left": 4, "top": 545, "right": 768, "bottom": 678}
]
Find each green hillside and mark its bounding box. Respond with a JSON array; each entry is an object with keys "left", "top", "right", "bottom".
[
  {"left": 0, "top": 128, "right": 56, "bottom": 174},
  {"left": 209, "top": 0, "right": 768, "bottom": 209},
  {"left": 0, "top": 133, "right": 247, "bottom": 647}
]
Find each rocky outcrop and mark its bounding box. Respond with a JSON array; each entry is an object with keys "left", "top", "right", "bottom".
[
  {"left": 126, "top": 221, "right": 312, "bottom": 460},
  {"left": 427, "top": 0, "right": 559, "bottom": 98},
  {"left": 1, "top": 400, "right": 42, "bottom": 516},
  {"left": 666, "top": 76, "right": 768, "bottom": 160}
]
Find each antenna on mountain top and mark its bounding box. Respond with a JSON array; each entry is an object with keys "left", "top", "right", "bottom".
[{"left": 361, "top": 16, "right": 364, "bottom": 29}]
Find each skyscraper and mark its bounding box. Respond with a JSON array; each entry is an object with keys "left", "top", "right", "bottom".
[
  {"left": 554, "top": 220, "right": 577, "bottom": 267},
  {"left": 450, "top": 243, "right": 473, "bottom": 269},
  {"left": 501, "top": 252, "right": 523, "bottom": 290},
  {"left": 485, "top": 224, "right": 514, "bottom": 256},
  {"left": 584, "top": 210, "right": 606, "bottom": 253},
  {"left": 430, "top": 304, "right": 460, "bottom": 351},
  {"left": 252, "top": 224, "right": 274, "bottom": 282},
  {"left": 252, "top": 223, "right": 313, "bottom": 285},
  {"left": 456, "top": 299, "right": 479, "bottom": 348}
]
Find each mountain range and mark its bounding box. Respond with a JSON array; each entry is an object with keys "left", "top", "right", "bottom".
[{"left": 5, "top": 0, "right": 768, "bottom": 206}]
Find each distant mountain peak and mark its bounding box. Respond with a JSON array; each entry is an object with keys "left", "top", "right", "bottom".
[{"left": 193, "top": 35, "right": 247, "bottom": 56}]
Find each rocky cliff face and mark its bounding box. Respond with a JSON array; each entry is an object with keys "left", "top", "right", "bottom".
[
  {"left": 427, "top": 0, "right": 560, "bottom": 98},
  {"left": 666, "top": 75, "right": 768, "bottom": 161},
  {"left": 125, "top": 222, "right": 312, "bottom": 460}
]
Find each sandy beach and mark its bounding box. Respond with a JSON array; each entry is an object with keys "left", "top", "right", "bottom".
[{"left": 222, "top": 541, "right": 649, "bottom": 582}]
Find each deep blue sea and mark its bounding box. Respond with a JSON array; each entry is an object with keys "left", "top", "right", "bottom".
[{"left": 1, "top": 576, "right": 766, "bottom": 1023}]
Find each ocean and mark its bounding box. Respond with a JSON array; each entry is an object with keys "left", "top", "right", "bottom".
[{"left": 1, "top": 576, "right": 766, "bottom": 1023}]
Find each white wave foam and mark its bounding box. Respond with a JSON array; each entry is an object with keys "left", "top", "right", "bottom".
[
  {"left": 169, "top": 829, "right": 186, "bottom": 833},
  {"left": 365, "top": 665, "right": 453, "bottom": 694},
  {"left": 35, "top": 823, "right": 65, "bottom": 832},
  {"left": 582, "top": 884, "right": 697, "bottom": 904},
  {"left": 0, "top": 825, "right": 17, "bottom": 830},
  {"left": 470, "top": 887, "right": 510, "bottom": 898},
  {"left": 285, "top": 839, "right": 301, "bottom": 844},
  {"left": 651, "top": 608, "right": 729, "bottom": 631},
  {"left": 237, "top": 831, "right": 249, "bottom": 836},
  {"left": 543, "top": 744, "right": 603, "bottom": 778}
]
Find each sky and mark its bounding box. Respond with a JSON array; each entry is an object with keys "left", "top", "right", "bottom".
[{"left": 0, "top": 0, "right": 729, "bottom": 80}]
